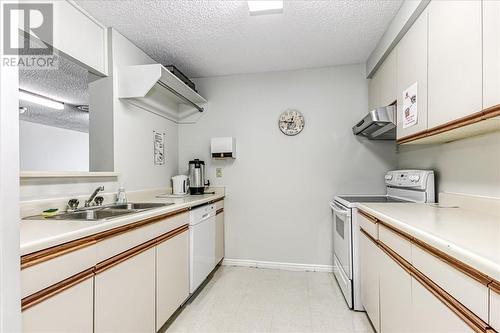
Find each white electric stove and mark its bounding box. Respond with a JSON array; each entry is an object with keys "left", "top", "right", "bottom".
[{"left": 330, "top": 170, "right": 435, "bottom": 311}]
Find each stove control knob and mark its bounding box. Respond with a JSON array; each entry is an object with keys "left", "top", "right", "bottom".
[
  {"left": 409, "top": 175, "right": 420, "bottom": 182},
  {"left": 385, "top": 174, "right": 393, "bottom": 181}
]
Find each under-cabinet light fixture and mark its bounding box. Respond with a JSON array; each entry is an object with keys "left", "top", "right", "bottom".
[
  {"left": 248, "top": 0, "right": 283, "bottom": 15},
  {"left": 19, "top": 89, "right": 64, "bottom": 110}
]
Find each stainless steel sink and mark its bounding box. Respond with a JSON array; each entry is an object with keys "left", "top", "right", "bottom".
[
  {"left": 103, "top": 202, "right": 173, "bottom": 210},
  {"left": 47, "top": 209, "right": 132, "bottom": 221},
  {"left": 23, "top": 202, "right": 174, "bottom": 222}
]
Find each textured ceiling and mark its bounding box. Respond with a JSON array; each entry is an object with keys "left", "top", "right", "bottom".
[
  {"left": 77, "top": 0, "right": 403, "bottom": 78},
  {"left": 19, "top": 51, "right": 90, "bottom": 132}
]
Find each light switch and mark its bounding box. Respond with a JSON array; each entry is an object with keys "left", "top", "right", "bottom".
[{"left": 216, "top": 168, "right": 223, "bottom": 178}]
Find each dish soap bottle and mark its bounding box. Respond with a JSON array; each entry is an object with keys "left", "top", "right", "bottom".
[{"left": 116, "top": 186, "right": 127, "bottom": 204}]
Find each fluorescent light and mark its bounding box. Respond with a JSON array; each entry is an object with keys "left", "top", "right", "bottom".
[
  {"left": 248, "top": 0, "right": 283, "bottom": 15},
  {"left": 19, "top": 90, "right": 64, "bottom": 110}
]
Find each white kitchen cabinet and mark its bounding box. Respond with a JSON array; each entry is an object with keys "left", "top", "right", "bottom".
[
  {"left": 428, "top": 0, "right": 482, "bottom": 128},
  {"left": 378, "top": 49, "right": 398, "bottom": 107},
  {"left": 215, "top": 210, "right": 225, "bottom": 265},
  {"left": 360, "top": 231, "right": 381, "bottom": 332},
  {"left": 20, "top": 0, "right": 108, "bottom": 75},
  {"left": 156, "top": 230, "right": 189, "bottom": 330},
  {"left": 22, "top": 278, "right": 93, "bottom": 333},
  {"left": 411, "top": 278, "right": 472, "bottom": 333},
  {"left": 95, "top": 248, "right": 155, "bottom": 333},
  {"left": 396, "top": 9, "right": 428, "bottom": 139},
  {"left": 491, "top": 289, "right": 500, "bottom": 332},
  {"left": 368, "top": 74, "right": 381, "bottom": 111},
  {"left": 379, "top": 251, "right": 411, "bottom": 333},
  {"left": 483, "top": 0, "right": 500, "bottom": 109}
]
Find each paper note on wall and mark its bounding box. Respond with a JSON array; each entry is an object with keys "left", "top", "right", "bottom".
[
  {"left": 403, "top": 82, "right": 418, "bottom": 128},
  {"left": 154, "top": 131, "right": 165, "bottom": 166}
]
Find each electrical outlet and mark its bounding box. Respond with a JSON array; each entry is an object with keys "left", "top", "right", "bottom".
[{"left": 216, "top": 168, "right": 223, "bottom": 178}]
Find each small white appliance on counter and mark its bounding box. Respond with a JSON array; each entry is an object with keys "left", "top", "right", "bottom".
[
  {"left": 189, "top": 203, "right": 216, "bottom": 293},
  {"left": 330, "top": 169, "right": 435, "bottom": 310},
  {"left": 211, "top": 137, "right": 236, "bottom": 159},
  {"left": 172, "top": 175, "right": 189, "bottom": 195}
]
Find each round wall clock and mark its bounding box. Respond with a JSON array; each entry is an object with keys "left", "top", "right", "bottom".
[{"left": 278, "top": 109, "right": 305, "bottom": 136}]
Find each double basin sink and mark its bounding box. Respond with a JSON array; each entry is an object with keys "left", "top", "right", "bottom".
[{"left": 25, "top": 202, "right": 174, "bottom": 222}]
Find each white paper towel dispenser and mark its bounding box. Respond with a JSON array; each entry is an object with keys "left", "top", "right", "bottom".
[{"left": 211, "top": 137, "right": 236, "bottom": 159}]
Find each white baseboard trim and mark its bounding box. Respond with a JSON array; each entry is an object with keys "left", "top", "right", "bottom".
[{"left": 222, "top": 258, "right": 334, "bottom": 273}]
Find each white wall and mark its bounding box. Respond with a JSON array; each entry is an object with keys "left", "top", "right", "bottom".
[
  {"left": 0, "top": 6, "right": 21, "bottom": 328},
  {"left": 398, "top": 132, "right": 500, "bottom": 198},
  {"left": 90, "top": 29, "right": 179, "bottom": 191},
  {"left": 179, "top": 64, "right": 397, "bottom": 266},
  {"left": 20, "top": 121, "right": 89, "bottom": 171}
]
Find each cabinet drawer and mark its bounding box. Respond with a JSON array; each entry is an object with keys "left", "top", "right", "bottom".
[
  {"left": 358, "top": 211, "right": 378, "bottom": 240},
  {"left": 215, "top": 199, "right": 224, "bottom": 211},
  {"left": 491, "top": 287, "right": 500, "bottom": 332},
  {"left": 411, "top": 244, "right": 489, "bottom": 322},
  {"left": 95, "top": 212, "right": 189, "bottom": 262},
  {"left": 379, "top": 225, "right": 411, "bottom": 263},
  {"left": 21, "top": 244, "right": 96, "bottom": 298}
]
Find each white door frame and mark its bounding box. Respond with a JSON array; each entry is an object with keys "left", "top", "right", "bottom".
[{"left": 0, "top": 0, "right": 22, "bottom": 331}]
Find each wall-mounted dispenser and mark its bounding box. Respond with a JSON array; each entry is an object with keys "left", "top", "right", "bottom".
[{"left": 211, "top": 137, "right": 236, "bottom": 159}]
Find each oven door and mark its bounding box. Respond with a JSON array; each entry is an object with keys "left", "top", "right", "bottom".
[{"left": 330, "top": 201, "right": 352, "bottom": 279}]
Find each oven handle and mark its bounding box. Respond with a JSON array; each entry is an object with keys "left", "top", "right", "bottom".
[{"left": 329, "top": 202, "right": 350, "bottom": 217}]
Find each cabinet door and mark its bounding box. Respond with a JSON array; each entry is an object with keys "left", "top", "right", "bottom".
[
  {"left": 379, "top": 253, "right": 411, "bottom": 333},
  {"left": 22, "top": 278, "right": 93, "bottom": 333},
  {"left": 396, "top": 9, "right": 428, "bottom": 139},
  {"left": 360, "top": 231, "right": 381, "bottom": 332},
  {"left": 378, "top": 49, "right": 398, "bottom": 107},
  {"left": 411, "top": 278, "right": 472, "bottom": 333},
  {"left": 491, "top": 289, "right": 500, "bottom": 332},
  {"left": 483, "top": 0, "right": 500, "bottom": 109},
  {"left": 95, "top": 248, "right": 155, "bottom": 333},
  {"left": 156, "top": 231, "right": 189, "bottom": 330},
  {"left": 428, "top": 0, "right": 482, "bottom": 128},
  {"left": 215, "top": 211, "right": 225, "bottom": 264},
  {"left": 369, "top": 74, "right": 381, "bottom": 111}
]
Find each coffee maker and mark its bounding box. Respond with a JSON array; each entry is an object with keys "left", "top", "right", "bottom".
[{"left": 188, "top": 159, "right": 209, "bottom": 195}]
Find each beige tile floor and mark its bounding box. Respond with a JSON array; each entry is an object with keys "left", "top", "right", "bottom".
[{"left": 166, "top": 266, "right": 374, "bottom": 333}]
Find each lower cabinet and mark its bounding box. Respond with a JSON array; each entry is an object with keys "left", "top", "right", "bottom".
[
  {"left": 491, "top": 289, "right": 500, "bottom": 331},
  {"left": 22, "top": 278, "right": 94, "bottom": 333},
  {"left": 360, "top": 231, "right": 381, "bottom": 332},
  {"left": 215, "top": 210, "right": 225, "bottom": 265},
  {"left": 156, "top": 230, "right": 189, "bottom": 330},
  {"left": 95, "top": 248, "right": 156, "bottom": 333},
  {"left": 411, "top": 279, "right": 471, "bottom": 333},
  {"left": 379, "top": 251, "right": 412, "bottom": 333}
]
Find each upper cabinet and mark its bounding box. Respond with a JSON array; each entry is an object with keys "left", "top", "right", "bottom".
[
  {"left": 427, "top": 0, "right": 482, "bottom": 128},
  {"left": 20, "top": 1, "right": 108, "bottom": 76},
  {"left": 483, "top": 0, "right": 500, "bottom": 109},
  {"left": 369, "top": 49, "right": 397, "bottom": 111},
  {"left": 396, "top": 9, "right": 428, "bottom": 139}
]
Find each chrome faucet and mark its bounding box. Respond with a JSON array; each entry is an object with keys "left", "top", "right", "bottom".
[{"left": 85, "top": 186, "right": 104, "bottom": 207}]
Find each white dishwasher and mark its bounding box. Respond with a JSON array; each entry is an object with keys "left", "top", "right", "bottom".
[{"left": 189, "top": 203, "right": 216, "bottom": 293}]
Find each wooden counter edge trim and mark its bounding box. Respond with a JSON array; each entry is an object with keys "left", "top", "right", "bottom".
[
  {"left": 21, "top": 207, "right": 190, "bottom": 269},
  {"left": 375, "top": 234, "right": 491, "bottom": 333},
  {"left": 216, "top": 208, "right": 224, "bottom": 215},
  {"left": 21, "top": 268, "right": 94, "bottom": 311},
  {"left": 377, "top": 220, "right": 413, "bottom": 242},
  {"left": 489, "top": 281, "right": 500, "bottom": 295},
  {"left": 411, "top": 238, "right": 492, "bottom": 286},
  {"left": 95, "top": 224, "right": 188, "bottom": 275},
  {"left": 397, "top": 104, "right": 500, "bottom": 144},
  {"left": 358, "top": 210, "right": 378, "bottom": 224}
]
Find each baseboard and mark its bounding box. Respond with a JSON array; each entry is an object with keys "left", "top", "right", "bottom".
[{"left": 222, "top": 258, "right": 334, "bottom": 273}]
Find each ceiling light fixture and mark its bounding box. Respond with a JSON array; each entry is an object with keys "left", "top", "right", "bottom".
[
  {"left": 19, "top": 89, "right": 64, "bottom": 110},
  {"left": 248, "top": 0, "right": 283, "bottom": 15}
]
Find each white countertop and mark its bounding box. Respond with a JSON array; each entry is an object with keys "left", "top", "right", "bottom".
[
  {"left": 20, "top": 190, "right": 224, "bottom": 256},
  {"left": 357, "top": 202, "right": 500, "bottom": 282}
]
